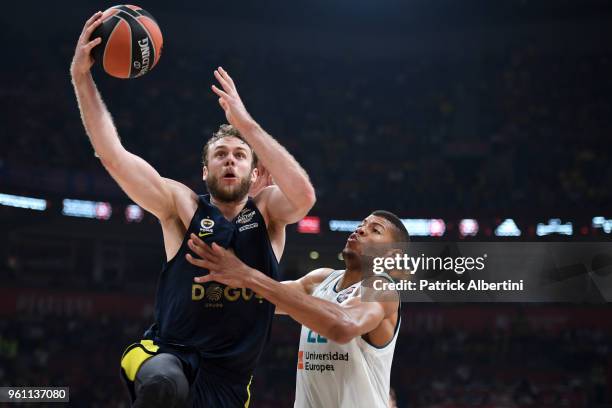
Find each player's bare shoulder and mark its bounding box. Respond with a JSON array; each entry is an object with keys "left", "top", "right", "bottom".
[
  {"left": 361, "top": 274, "right": 401, "bottom": 314},
  {"left": 161, "top": 178, "right": 199, "bottom": 228},
  {"left": 156, "top": 179, "right": 199, "bottom": 261},
  {"left": 251, "top": 185, "right": 286, "bottom": 258}
]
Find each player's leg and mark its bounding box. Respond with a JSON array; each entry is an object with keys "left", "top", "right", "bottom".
[
  {"left": 190, "top": 374, "right": 253, "bottom": 408},
  {"left": 133, "top": 353, "right": 190, "bottom": 408}
]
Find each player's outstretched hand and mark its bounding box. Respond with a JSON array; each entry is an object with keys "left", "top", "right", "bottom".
[
  {"left": 187, "top": 234, "right": 254, "bottom": 288},
  {"left": 211, "top": 67, "right": 257, "bottom": 133},
  {"left": 71, "top": 11, "right": 103, "bottom": 77}
]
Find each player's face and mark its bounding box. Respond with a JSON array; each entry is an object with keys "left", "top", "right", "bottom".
[
  {"left": 342, "top": 215, "right": 397, "bottom": 258},
  {"left": 203, "top": 136, "right": 257, "bottom": 203}
]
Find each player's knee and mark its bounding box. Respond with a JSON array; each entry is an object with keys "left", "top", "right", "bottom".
[{"left": 135, "top": 373, "right": 188, "bottom": 408}]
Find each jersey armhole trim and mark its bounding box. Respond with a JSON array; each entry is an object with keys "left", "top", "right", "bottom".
[
  {"left": 328, "top": 270, "right": 344, "bottom": 293},
  {"left": 163, "top": 198, "right": 201, "bottom": 266},
  {"left": 248, "top": 196, "right": 282, "bottom": 266}
]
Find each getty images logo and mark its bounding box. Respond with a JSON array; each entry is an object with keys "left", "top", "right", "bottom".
[
  {"left": 133, "top": 38, "right": 151, "bottom": 77},
  {"left": 372, "top": 253, "right": 487, "bottom": 275}
]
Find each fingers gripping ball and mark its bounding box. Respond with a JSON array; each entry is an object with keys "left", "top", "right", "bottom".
[{"left": 91, "top": 5, "right": 163, "bottom": 79}]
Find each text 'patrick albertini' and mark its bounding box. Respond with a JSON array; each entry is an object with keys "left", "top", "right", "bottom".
[{"left": 372, "top": 253, "right": 524, "bottom": 292}]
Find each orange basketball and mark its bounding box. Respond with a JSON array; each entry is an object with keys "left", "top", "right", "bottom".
[{"left": 91, "top": 5, "right": 163, "bottom": 79}]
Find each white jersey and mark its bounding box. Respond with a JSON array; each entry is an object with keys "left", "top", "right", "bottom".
[{"left": 294, "top": 270, "right": 400, "bottom": 408}]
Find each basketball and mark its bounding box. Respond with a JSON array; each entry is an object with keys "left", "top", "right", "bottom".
[{"left": 91, "top": 5, "right": 163, "bottom": 79}]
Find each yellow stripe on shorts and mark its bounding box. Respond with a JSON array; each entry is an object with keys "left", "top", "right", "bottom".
[
  {"left": 244, "top": 375, "right": 253, "bottom": 408},
  {"left": 120, "top": 339, "right": 160, "bottom": 382}
]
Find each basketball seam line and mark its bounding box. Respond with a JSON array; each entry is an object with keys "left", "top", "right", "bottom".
[
  {"left": 102, "top": 17, "right": 121, "bottom": 76},
  {"left": 105, "top": 14, "right": 133, "bottom": 78},
  {"left": 113, "top": 5, "right": 141, "bottom": 18}
]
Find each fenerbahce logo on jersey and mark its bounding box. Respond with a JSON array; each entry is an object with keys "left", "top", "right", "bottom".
[
  {"left": 192, "top": 283, "right": 264, "bottom": 308},
  {"left": 198, "top": 218, "right": 215, "bottom": 238}
]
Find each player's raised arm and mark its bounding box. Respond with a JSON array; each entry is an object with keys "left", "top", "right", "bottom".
[
  {"left": 211, "top": 67, "right": 316, "bottom": 224},
  {"left": 185, "top": 237, "right": 398, "bottom": 344},
  {"left": 70, "top": 12, "right": 179, "bottom": 221}
]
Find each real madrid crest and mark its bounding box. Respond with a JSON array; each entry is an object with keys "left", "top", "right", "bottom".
[{"left": 336, "top": 285, "right": 358, "bottom": 303}]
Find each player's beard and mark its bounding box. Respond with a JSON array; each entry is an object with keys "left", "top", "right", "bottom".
[{"left": 206, "top": 173, "right": 252, "bottom": 203}]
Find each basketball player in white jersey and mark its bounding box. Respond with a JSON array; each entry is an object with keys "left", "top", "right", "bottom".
[{"left": 185, "top": 210, "right": 408, "bottom": 408}]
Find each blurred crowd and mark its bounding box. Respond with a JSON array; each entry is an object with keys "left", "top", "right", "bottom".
[
  {"left": 1, "top": 37, "right": 611, "bottom": 216},
  {"left": 394, "top": 325, "right": 611, "bottom": 407}
]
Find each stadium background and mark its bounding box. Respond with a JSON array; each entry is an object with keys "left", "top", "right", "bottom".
[{"left": 1, "top": 0, "right": 612, "bottom": 406}]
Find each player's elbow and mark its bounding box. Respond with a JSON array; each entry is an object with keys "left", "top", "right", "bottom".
[
  {"left": 296, "top": 184, "right": 317, "bottom": 216},
  {"left": 99, "top": 154, "right": 120, "bottom": 172},
  {"left": 96, "top": 143, "right": 125, "bottom": 169},
  {"left": 328, "top": 320, "right": 358, "bottom": 345},
  {"left": 304, "top": 185, "right": 317, "bottom": 209},
  {"left": 98, "top": 146, "right": 132, "bottom": 174}
]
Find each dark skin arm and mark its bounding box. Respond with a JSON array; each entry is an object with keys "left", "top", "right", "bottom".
[{"left": 185, "top": 234, "right": 398, "bottom": 344}]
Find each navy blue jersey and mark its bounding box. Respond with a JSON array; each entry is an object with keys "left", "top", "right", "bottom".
[{"left": 145, "top": 194, "right": 279, "bottom": 381}]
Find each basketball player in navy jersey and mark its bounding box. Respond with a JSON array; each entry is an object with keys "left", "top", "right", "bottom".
[
  {"left": 71, "top": 13, "right": 316, "bottom": 408},
  {"left": 187, "top": 211, "right": 406, "bottom": 407}
]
